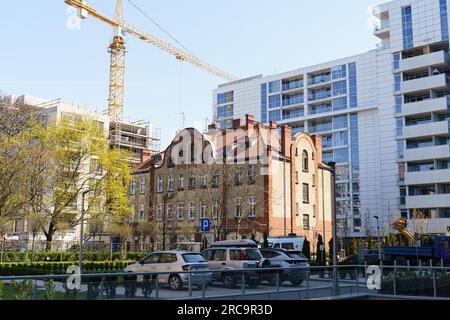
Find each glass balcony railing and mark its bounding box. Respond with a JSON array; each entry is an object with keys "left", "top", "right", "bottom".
[
  {"left": 282, "top": 80, "right": 304, "bottom": 91},
  {"left": 308, "top": 75, "right": 331, "bottom": 85},
  {"left": 309, "top": 91, "right": 332, "bottom": 101},
  {"left": 282, "top": 95, "right": 304, "bottom": 106},
  {"left": 282, "top": 109, "right": 304, "bottom": 120},
  {"left": 309, "top": 123, "right": 333, "bottom": 133},
  {"left": 310, "top": 104, "right": 332, "bottom": 115}
]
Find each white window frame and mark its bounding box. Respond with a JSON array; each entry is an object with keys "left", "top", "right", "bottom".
[
  {"left": 200, "top": 202, "right": 207, "bottom": 219},
  {"left": 156, "top": 204, "right": 163, "bottom": 221},
  {"left": 139, "top": 204, "right": 145, "bottom": 220},
  {"left": 179, "top": 175, "right": 185, "bottom": 190},
  {"left": 167, "top": 203, "right": 173, "bottom": 220},
  {"left": 168, "top": 175, "right": 174, "bottom": 191},
  {"left": 177, "top": 203, "right": 185, "bottom": 220},
  {"left": 212, "top": 200, "right": 219, "bottom": 220},
  {"left": 235, "top": 198, "right": 242, "bottom": 218},
  {"left": 140, "top": 177, "right": 146, "bottom": 194},
  {"left": 130, "top": 180, "right": 136, "bottom": 195},
  {"left": 248, "top": 197, "right": 256, "bottom": 217},
  {"left": 157, "top": 176, "right": 164, "bottom": 193},
  {"left": 189, "top": 202, "right": 196, "bottom": 220}
]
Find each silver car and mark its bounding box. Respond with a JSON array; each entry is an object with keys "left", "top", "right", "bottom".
[
  {"left": 260, "top": 249, "right": 310, "bottom": 286},
  {"left": 124, "top": 251, "right": 212, "bottom": 290}
]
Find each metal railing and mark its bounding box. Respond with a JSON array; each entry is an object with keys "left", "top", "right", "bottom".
[{"left": 0, "top": 264, "right": 449, "bottom": 300}]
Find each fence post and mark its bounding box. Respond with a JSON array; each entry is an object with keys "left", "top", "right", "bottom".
[
  {"left": 276, "top": 271, "right": 280, "bottom": 299},
  {"left": 393, "top": 261, "right": 397, "bottom": 296},
  {"left": 188, "top": 272, "right": 192, "bottom": 297},
  {"left": 155, "top": 275, "right": 159, "bottom": 300},
  {"left": 202, "top": 275, "right": 206, "bottom": 299},
  {"left": 407, "top": 260, "right": 410, "bottom": 270},
  {"left": 355, "top": 267, "right": 359, "bottom": 293},
  {"left": 306, "top": 270, "right": 310, "bottom": 299},
  {"left": 433, "top": 268, "right": 437, "bottom": 298},
  {"left": 241, "top": 272, "right": 245, "bottom": 297}
]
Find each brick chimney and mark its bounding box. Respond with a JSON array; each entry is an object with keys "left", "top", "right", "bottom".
[
  {"left": 245, "top": 114, "right": 255, "bottom": 130},
  {"left": 233, "top": 118, "right": 241, "bottom": 128},
  {"left": 281, "top": 125, "right": 292, "bottom": 158},
  {"left": 311, "top": 134, "right": 323, "bottom": 163},
  {"left": 141, "top": 149, "right": 151, "bottom": 163},
  {"left": 208, "top": 123, "right": 218, "bottom": 130},
  {"left": 269, "top": 120, "right": 277, "bottom": 129}
]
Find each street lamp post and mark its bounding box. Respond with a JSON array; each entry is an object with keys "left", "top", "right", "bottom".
[
  {"left": 319, "top": 161, "right": 337, "bottom": 296},
  {"left": 374, "top": 215, "right": 382, "bottom": 261},
  {"left": 79, "top": 189, "right": 91, "bottom": 274}
]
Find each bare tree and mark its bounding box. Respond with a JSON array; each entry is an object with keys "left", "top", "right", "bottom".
[
  {"left": 25, "top": 212, "right": 47, "bottom": 263},
  {"left": 136, "top": 220, "right": 157, "bottom": 252}
]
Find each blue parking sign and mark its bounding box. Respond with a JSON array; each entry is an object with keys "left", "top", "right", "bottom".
[{"left": 200, "top": 219, "right": 211, "bottom": 233}]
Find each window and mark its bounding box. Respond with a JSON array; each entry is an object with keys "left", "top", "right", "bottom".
[
  {"left": 212, "top": 200, "right": 219, "bottom": 220},
  {"left": 139, "top": 205, "right": 145, "bottom": 220},
  {"left": 156, "top": 204, "right": 163, "bottom": 221},
  {"left": 69, "top": 196, "right": 78, "bottom": 211},
  {"left": 348, "top": 63, "right": 357, "bottom": 108},
  {"left": 235, "top": 170, "right": 243, "bottom": 186},
  {"left": 395, "top": 96, "right": 402, "bottom": 113},
  {"left": 398, "top": 141, "right": 405, "bottom": 158},
  {"left": 200, "top": 176, "right": 207, "bottom": 189},
  {"left": 296, "top": 202, "right": 300, "bottom": 217},
  {"left": 140, "top": 177, "right": 146, "bottom": 194},
  {"left": 235, "top": 199, "right": 242, "bottom": 217},
  {"left": 334, "top": 148, "right": 349, "bottom": 163},
  {"left": 268, "top": 80, "right": 281, "bottom": 94},
  {"left": 441, "top": 0, "right": 449, "bottom": 40},
  {"left": 212, "top": 249, "right": 226, "bottom": 261},
  {"left": 200, "top": 202, "right": 207, "bottom": 219},
  {"left": 142, "top": 253, "right": 161, "bottom": 264},
  {"left": 160, "top": 253, "right": 177, "bottom": 263},
  {"left": 248, "top": 165, "right": 256, "bottom": 184},
  {"left": 401, "top": 6, "right": 414, "bottom": 49},
  {"left": 333, "top": 131, "right": 348, "bottom": 146},
  {"left": 303, "top": 214, "right": 310, "bottom": 230},
  {"left": 393, "top": 52, "right": 401, "bottom": 69},
  {"left": 332, "top": 80, "right": 347, "bottom": 96},
  {"left": 333, "top": 115, "right": 348, "bottom": 129},
  {"left": 261, "top": 84, "right": 268, "bottom": 124},
  {"left": 295, "top": 171, "right": 299, "bottom": 184},
  {"left": 302, "top": 184, "right": 309, "bottom": 203},
  {"left": 332, "top": 97, "right": 347, "bottom": 111},
  {"left": 268, "top": 110, "right": 281, "bottom": 122},
  {"left": 394, "top": 74, "right": 401, "bottom": 91},
  {"left": 157, "top": 176, "right": 164, "bottom": 193},
  {"left": 248, "top": 197, "right": 256, "bottom": 217},
  {"left": 177, "top": 203, "right": 185, "bottom": 220},
  {"left": 166, "top": 204, "right": 173, "bottom": 220},
  {"left": 268, "top": 94, "right": 281, "bottom": 109},
  {"left": 217, "top": 91, "right": 234, "bottom": 105},
  {"left": 332, "top": 65, "right": 347, "bottom": 79},
  {"left": 302, "top": 150, "right": 309, "bottom": 172},
  {"left": 189, "top": 202, "right": 196, "bottom": 220},
  {"left": 212, "top": 171, "right": 220, "bottom": 188},
  {"left": 130, "top": 180, "right": 136, "bottom": 195},
  {"left": 189, "top": 175, "right": 195, "bottom": 190},
  {"left": 400, "top": 187, "right": 407, "bottom": 205},
  {"left": 178, "top": 175, "right": 185, "bottom": 191},
  {"left": 168, "top": 175, "right": 174, "bottom": 191}
]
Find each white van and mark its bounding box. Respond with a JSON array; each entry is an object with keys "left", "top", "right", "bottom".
[{"left": 259, "top": 237, "right": 305, "bottom": 251}]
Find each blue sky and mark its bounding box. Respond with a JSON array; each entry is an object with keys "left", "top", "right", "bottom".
[{"left": 1, "top": 0, "right": 386, "bottom": 147}]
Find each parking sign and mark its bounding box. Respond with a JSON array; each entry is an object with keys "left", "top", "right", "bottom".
[{"left": 200, "top": 219, "right": 211, "bottom": 233}]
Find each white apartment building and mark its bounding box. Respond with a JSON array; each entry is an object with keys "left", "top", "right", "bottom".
[{"left": 213, "top": 0, "right": 450, "bottom": 237}]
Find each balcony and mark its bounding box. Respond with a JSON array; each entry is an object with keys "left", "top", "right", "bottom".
[
  {"left": 405, "top": 169, "right": 450, "bottom": 185},
  {"left": 282, "top": 95, "right": 304, "bottom": 107},
  {"left": 308, "top": 75, "right": 331, "bottom": 87},
  {"left": 400, "top": 73, "right": 450, "bottom": 94},
  {"left": 404, "top": 144, "right": 450, "bottom": 162},
  {"left": 403, "top": 120, "right": 450, "bottom": 139},
  {"left": 402, "top": 96, "right": 450, "bottom": 116},
  {"left": 282, "top": 80, "right": 304, "bottom": 92},
  {"left": 399, "top": 50, "right": 450, "bottom": 72},
  {"left": 374, "top": 22, "right": 390, "bottom": 39},
  {"left": 309, "top": 91, "right": 332, "bottom": 102},
  {"left": 406, "top": 194, "right": 450, "bottom": 209}
]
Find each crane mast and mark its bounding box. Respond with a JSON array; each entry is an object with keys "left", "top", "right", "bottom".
[{"left": 109, "top": 0, "right": 125, "bottom": 147}]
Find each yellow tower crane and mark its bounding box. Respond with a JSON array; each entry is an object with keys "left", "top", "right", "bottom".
[{"left": 65, "top": 0, "right": 238, "bottom": 143}]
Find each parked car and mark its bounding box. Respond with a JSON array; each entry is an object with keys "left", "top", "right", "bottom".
[
  {"left": 201, "top": 246, "right": 263, "bottom": 289},
  {"left": 259, "top": 237, "right": 305, "bottom": 251},
  {"left": 124, "top": 251, "right": 212, "bottom": 290},
  {"left": 259, "top": 248, "right": 310, "bottom": 286}
]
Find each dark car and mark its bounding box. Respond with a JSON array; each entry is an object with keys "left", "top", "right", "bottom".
[{"left": 259, "top": 248, "right": 310, "bottom": 286}]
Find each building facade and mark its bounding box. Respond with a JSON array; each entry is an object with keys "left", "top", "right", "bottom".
[
  {"left": 142, "top": 115, "right": 333, "bottom": 250},
  {"left": 213, "top": 0, "right": 450, "bottom": 237}
]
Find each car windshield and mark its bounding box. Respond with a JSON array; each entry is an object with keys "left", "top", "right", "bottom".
[
  {"left": 182, "top": 253, "right": 206, "bottom": 263},
  {"left": 245, "top": 249, "right": 263, "bottom": 261}
]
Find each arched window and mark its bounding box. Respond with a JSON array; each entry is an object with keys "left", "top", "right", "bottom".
[{"left": 302, "top": 150, "right": 309, "bottom": 172}]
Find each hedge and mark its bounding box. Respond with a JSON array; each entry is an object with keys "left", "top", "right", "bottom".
[
  {"left": 0, "top": 251, "right": 147, "bottom": 263},
  {"left": 0, "top": 261, "right": 134, "bottom": 277}
]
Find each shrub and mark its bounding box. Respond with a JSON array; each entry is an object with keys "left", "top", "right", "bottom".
[
  {"left": 43, "top": 280, "right": 56, "bottom": 300},
  {"left": 11, "top": 280, "right": 33, "bottom": 300}
]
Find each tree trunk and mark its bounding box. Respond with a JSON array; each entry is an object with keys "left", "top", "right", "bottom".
[
  {"left": 45, "top": 231, "right": 54, "bottom": 251},
  {"left": 0, "top": 239, "right": 4, "bottom": 264},
  {"left": 31, "top": 235, "right": 36, "bottom": 264}
]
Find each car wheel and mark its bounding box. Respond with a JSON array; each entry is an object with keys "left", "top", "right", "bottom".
[
  {"left": 268, "top": 276, "right": 282, "bottom": 287},
  {"left": 169, "top": 275, "right": 183, "bottom": 291},
  {"left": 222, "top": 273, "right": 236, "bottom": 289}
]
